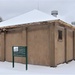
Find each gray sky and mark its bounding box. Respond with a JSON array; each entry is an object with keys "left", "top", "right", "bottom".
[{"left": 0, "top": 0, "right": 75, "bottom": 23}]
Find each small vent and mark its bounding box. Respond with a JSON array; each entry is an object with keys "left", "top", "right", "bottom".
[
  {"left": 51, "top": 10, "right": 58, "bottom": 17},
  {"left": 71, "top": 21, "right": 75, "bottom": 25}
]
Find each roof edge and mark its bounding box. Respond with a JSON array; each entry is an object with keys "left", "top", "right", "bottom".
[{"left": 0, "top": 19, "right": 75, "bottom": 30}]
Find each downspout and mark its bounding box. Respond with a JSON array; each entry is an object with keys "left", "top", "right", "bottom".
[
  {"left": 3, "top": 28, "right": 7, "bottom": 61},
  {"left": 64, "top": 28, "right": 67, "bottom": 63}
]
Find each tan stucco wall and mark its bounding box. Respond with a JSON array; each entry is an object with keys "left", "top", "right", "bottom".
[
  {"left": 5, "top": 28, "right": 26, "bottom": 63},
  {"left": 74, "top": 30, "right": 75, "bottom": 60},
  {"left": 55, "top": 24, "right": 65, "bottom": 65},
  {"left": 4, "top": 24, "right": 52, "bottom": 66},
  {"left": 27, "top": 25, "right": 50, "bottom": 66},
  {"left": 0, "top": 32, "right": 5, "bottom": 61},
  {"left": 49, "top": 23, "right": 56, "bottom": 67},
  {"left": 0, "top": 33, "right": 2, "bottom": 60},
  {"left": 0, "top": 21, "right": 74, "bottom": 67},
  {"left": 65, "top": 29, "right": 73, "bottom": 62}
]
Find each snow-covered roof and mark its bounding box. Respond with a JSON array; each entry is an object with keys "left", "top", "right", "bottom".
[{"left": 0, "top": 9, "right": 59, "bottom": 27}]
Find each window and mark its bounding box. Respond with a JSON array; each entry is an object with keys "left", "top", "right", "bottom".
[{"left": 58, "top": 30, "right": 62, "bottom": 40}]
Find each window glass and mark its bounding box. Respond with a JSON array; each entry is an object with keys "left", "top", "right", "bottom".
[{"left": 58, "top": 30, "right": 62, "bottom": 40}]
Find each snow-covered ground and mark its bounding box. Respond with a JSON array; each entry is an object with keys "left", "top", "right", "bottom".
[{"left": 0, "top": 61, "right": 75, "bottom": 75}]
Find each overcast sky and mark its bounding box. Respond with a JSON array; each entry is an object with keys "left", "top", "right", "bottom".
[{"left": 0, "top": 0, "right": 75, "bottom": 23}]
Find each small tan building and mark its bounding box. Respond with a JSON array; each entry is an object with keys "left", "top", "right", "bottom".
[{"left": 0, "top": 10, "right": 75, "bottom": 67}]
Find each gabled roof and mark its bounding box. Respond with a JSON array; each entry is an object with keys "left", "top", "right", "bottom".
[{"left": 0, "top": 9, "right": 58, "bottom": 27}]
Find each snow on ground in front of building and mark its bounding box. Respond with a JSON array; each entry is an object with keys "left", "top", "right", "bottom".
[{"left": 0, "top": 61, "right": 75, "bottom": 75}]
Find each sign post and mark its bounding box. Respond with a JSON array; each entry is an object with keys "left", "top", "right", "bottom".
[{"left": 12, "top": 46, "right": 28, "bottom": 70}]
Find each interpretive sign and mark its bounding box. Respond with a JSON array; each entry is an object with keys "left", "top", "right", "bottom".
[{"left": 12, "top": 46, "right": 28, "bottom": 70}]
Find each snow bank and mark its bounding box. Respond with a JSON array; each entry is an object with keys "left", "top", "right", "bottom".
[{"left": 0, "top": 61, "right": 75, "bottom": 75}]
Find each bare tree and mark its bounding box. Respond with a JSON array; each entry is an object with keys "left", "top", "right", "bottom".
[{"left": 0, "top": 17, "right": 3, "bottom": 22}]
